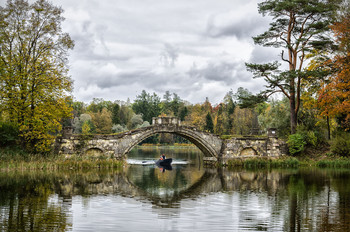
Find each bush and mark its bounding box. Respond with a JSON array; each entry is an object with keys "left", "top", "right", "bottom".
[
  {"left": 287, "top": 133, "right": 307, "bottom": 155},
  {"left": 112, "top": 124, "right": 128, "bottom": 133},
  {"left": 306, "top": 131, "right": 318, "bottom": 147},
  {"left": 0, "top": 122, "right": 19, "bottom": 146},
  {"left": 331, "top": 133, "right": 350, "bottom": 157}
]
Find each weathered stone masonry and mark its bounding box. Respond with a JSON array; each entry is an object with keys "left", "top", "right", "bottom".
[{"left": 55, "top": 117, "right": 287, "bottom": 164}]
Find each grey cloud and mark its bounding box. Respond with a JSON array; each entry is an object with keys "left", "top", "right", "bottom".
[
  {"left": 188, "top": 61, "right": 245, "bottom": 84},
  {"left": 205, "top": 9, "right": 270, "bottom": 39},
  {"left": 159, "top": 43, "right": 179, "bottom": 67},
  {"left": 51, "top": 0, "right": 272, "bottom": 104},
  {"left": 249, "top": 46, "right": 280, "bottom": 64}
]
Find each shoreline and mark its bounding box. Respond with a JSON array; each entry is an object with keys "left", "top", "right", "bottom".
[{"left": 1, "top": 146, "right": 350, "bottom": 171}]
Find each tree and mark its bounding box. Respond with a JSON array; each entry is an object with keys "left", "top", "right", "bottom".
[
  {"left": 91, "top": 108, "right": 112, "bottom": 134},
  {"left": 246, "top": 0, "right": 341, "bottom": 134},
  {"left": 162, "top": 91, "right": 172, "bottom": 115},
  {"left": 111, "top": 102, "right": 120, "bottom": 125},
  {"left": 170, "top": 93, "right": 181, "bottom": 116},
  {"left": 317, "top": 12, "right": 350, "bottom": 130},
  {"left": 258, "top": 98, "right": 291, "bottom": 137},
  {"left": 119, "top": 104, "right": 133, "bottom": 127},
  {"left": 0, "top": 0, "right": 74, "bottom": 152},
  {"left": 179, "top": 106, "right": 188, "bottom": 121},
  {"left": 87, "top": 98, "right": 113, "bottom": 113},
  {"left": 204, "top": 112, "right": 214, "bottom": 133},
  {"left": 132, "top": 90, "right": 161, "bottom": 123},
  {"left": 130, "top": 114, "right": 143, "bottom": 129},
  {"left": 214, "top": 104, "right": 225, "bottom": 135}
]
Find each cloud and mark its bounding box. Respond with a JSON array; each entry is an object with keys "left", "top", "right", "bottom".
[
  {"left": 159, "top": 43, "right": 179, "bottom": 67},
  {"left": 40, "top": 0, "right": 275, "bottom": 104},
  {"left": 205, "top": 2, "right": 270, "bottom": 39}
]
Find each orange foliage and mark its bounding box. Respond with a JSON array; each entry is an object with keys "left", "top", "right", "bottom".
[{"left": 318, "top": 14, "right": 350, "bottom": 128}]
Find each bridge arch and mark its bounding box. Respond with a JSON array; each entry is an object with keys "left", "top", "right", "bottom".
[{"left": 121, "top": 125, "right": 222, "bottom": 159}]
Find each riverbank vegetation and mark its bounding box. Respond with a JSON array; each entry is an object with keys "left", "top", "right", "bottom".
[
  {"left": 0, "top": 147, "right": 124, "bottom": 171},
  {"left": 0, "top": 0, "right": 350, "bottom": 161}
]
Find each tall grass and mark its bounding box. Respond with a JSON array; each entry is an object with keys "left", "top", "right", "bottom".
[
  {"left": 316, "top": 158, "right": 350, "bottom": 168},
  {"left": 226, "top": 157, "right": 300, "bottom": 169},
  {"left": 0, "top": 147, "right": 124, "bottom": 171}
]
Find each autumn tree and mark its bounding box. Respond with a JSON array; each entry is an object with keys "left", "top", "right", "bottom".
[
  {"left": 317, "top": 12, "right": 350, "bottom": 130},
  {"left": 0, "top": 0, "right": 74, "bottom": 152},
  {"left": 91, "top": 108, "right": 112, "bottom": 134},
  {"left": 246, "top": 0, "right": 341, "bottom": 134}
]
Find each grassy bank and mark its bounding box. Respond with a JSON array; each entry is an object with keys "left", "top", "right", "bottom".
[
  {"left": 0, "top": 147, "right": 124, "bottom": 171},
  {"left": 3, "top": 146, "right": 350, "bottom": 171}
]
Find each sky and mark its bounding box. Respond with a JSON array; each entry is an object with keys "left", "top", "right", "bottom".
[{"left": 5, "top": 0, "right": 281, "bottom": 104}]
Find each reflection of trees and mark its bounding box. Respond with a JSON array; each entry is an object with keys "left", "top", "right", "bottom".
[
  {"left": 2, "top": 168, "right": 350, "bottom": 231},
  {"left": 319, "top": 171, "right": 350, "bottom": 231},
  {"left": 0, "top": 172, "right": 72, "bottom": 232},
  {"left": 280, "top": 169, "right": 350, "bottom": 232}
]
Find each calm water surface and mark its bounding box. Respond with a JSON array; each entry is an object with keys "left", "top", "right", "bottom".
[{"left": 1, "top": 147, "right": 350, "bottom": 231}]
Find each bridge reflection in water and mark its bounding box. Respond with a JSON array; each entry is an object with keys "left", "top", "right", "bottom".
[{"left": 1, "top": 166, "right": 350, "bottom": 231}]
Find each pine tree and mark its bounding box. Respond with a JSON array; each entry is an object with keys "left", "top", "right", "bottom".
[
  {"left": 246, "top": 0, "right": 341, "bottom": 133},
  {"left": 204, "top": 112, "right": 214, "bottom": 133}
]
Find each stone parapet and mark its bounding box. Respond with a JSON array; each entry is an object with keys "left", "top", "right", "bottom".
[{"left": 152, "top": 117, "right": 180, "bottom": 126}]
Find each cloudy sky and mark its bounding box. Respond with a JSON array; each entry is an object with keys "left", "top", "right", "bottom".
[{"left": 25, "top": 0, "right": 280, "bottom": 104}]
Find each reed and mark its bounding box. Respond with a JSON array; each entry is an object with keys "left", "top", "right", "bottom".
[
  {"left": 226, "top": 157, "right": 300, "bottom": 169},
  {"left": 316, "top": 158, "right": 350, "bottom": 168},
  {"left": 0, "top": 147, "right": 124, "bottom": 171}
]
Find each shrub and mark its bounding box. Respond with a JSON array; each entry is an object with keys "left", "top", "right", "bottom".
[
  {"left": 287, "top": 133, "right": 307, "bottom": 155},
  {"left": 331, "top": 133, "right": 350, "bottom": 157},
  {"left": 306, "top": 131, "right": 318, "bottom": 147},
  {"left": 0, "top": 122, "right": 19, "bottom": 146}
]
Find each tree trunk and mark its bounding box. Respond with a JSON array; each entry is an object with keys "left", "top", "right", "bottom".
[
  {"left": 290, "top": 88, "right": 297, "bottom": 134},
  {"left": 327, "top": 116, "right": 331, "bottom": 140}
]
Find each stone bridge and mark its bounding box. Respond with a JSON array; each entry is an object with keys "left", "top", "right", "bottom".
[{"left": 55, "top": 117, "right": 287, "bottom": 164}]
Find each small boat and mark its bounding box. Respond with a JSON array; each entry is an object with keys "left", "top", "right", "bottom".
[{"left": 155, "top": 158, "right": 172, "bottom": 166}]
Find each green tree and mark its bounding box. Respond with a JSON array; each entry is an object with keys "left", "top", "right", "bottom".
[
  {"left": 111, "top": 102, "right": 120, "bottom": 125},
  {"left": 246, "top": 0, "right": 341, "bottom": 134},
  {"left": 170, "top": 93, "right": 181, "bottom": 116},
  {"left": 179, "top": 106, "right": 188, "bottom": 121},
  {"left": 214, "top": 104, "right": 225, "bottom": 135},
  {"left": 162, "top": 91, "right": 172, "bottom": 115},
  {"left": 0, "top": 0, "right": 74, "bottom": 152},
  {"left": 258, "top": 98, "right": 291, "bottom": 138},
  {"left": 204, "top": 112, "right": 214, "bottom": 133},
  {"left": 72, "top": 101, "right": 87, "bottom": 117},
  {"left": 224, "top": 92, "right": 236, "bottom": 134},
  {"left": 87, "top": 98, "right": 113, "bottom": 113},
  {"left": 132, "top": 90, "right": 161, "bottom": 123},
  {"left": 119, "top": 104, "right": 133, "bottom": 127}
]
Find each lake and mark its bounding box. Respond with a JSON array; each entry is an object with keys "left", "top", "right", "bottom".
[{"left": 1, "top": 146, "right": 350, "bottom": 231}]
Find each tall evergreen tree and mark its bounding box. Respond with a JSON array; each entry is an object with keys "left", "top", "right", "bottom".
[
  {"left": 132, "top": 90, "right": 161, "bottom": 123},
  {"left": 111, "top": 103, "right": 120, "bottom": 125},
  {"left": 204, "top": 112, "right": 214, "bottom": 133},
  {"left": 246, "top": 0, "right": 341, "bottom": 134}
]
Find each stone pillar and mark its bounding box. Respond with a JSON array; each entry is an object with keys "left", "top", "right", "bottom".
[{"left": 152, "top": 117, "right": 181, "bottom": 126}]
